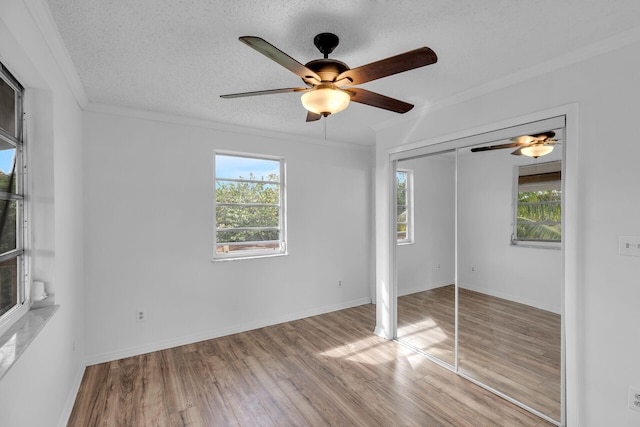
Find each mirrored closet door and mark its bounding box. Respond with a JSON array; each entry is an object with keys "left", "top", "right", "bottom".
[
  {"left": 396, "top": 150, "right": 456, "bottom": 367},
  {"left": 393, "top": 119, "right": 564, "bottom": 425}
]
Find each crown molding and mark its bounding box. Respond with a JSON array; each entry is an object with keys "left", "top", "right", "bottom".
[
  {"left": 373, "top": 25, "right": 640, "bottom": 133},
  {"left": 84, "top": 102, "right": 374, "bottom": 152},
  {"left": 23, "top": 0, "right": 88, "bottom": 108}
]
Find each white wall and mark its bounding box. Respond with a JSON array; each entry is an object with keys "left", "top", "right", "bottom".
[
  {"left": 457, "top": 149, "right": 562, "bottom": 313},
  {"left": 83, "top": 111, "right": 373, "bottom": 363},
  {"left": 0, "top": 1, "right": 85, "bottom": 426},
  {"left": 376, "top": 36, "right": 640, "bottom": 426},
  {"left": 397, "top": 154, "right": 455, "bottom": 296}
]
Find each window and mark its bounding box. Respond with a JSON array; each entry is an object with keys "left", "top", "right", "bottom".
[
  {"left": 0, "top": 63, "right": 25, "bottom": 320},
  {"left": 513, "top": 161, "right": 561, "bottom": 245},
  {"left": 396, "top": 168, "right": 413, "bottom": 244},
  {"left": 214, "top": 152, "right": 286, "bottom": 259}
]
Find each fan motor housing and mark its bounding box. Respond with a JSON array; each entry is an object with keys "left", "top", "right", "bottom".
[{"left": 304, "top": 59, "right": 349, "bottom": 83}]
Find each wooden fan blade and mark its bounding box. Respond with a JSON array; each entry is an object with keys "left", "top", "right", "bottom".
[
  {"left": 337, "top": 47, "right": 437, "bottom": 85},
  {"left": 534, "top": 131, "right": 556, "bottom": 140},
  {"left": 470, "top": 142, "right": 520, "bottom": 152},
  {"left": 511, "top": 147, "right": 524, "bottom": 156},
  {"left": 220, "top": 87, "right": 308, "bottom": 99},
  {"left": 347, "top": 88, "right": 414, "bottom": 113},
  {"left": 511, "top": 131, "right": 557, "bottom": 145},
  {"left": 306, "top": 111, "right": 322, "bottom": 122},
  {"left": 239, "top": 36, "right": 321, "bottom": 84}
]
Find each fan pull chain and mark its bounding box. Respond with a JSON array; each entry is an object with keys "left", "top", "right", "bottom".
[{"left": 323, "top": 116, "right": 327, "bottom": 140}]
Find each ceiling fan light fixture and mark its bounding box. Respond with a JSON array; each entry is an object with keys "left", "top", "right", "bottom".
[
  {"left": 301, "top": 85, "right": 350, "bottom": 116},
  {"left": 520, "top": 144, "right": 554, "bottom": 158}
]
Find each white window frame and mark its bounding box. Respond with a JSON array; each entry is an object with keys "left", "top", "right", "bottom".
[
  {"left": 396, "top": 168, "right": 414, "bottom": 244},
  {"left": 512, "top": 160, "right": 561, "bottom": 249},
  {"left": 213, "top": 151, "right": 287, "bottom": 261},
  {"left": 0, "top": 61, "right": 29, "bottom": 336}
]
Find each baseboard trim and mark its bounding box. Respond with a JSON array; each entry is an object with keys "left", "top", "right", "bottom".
[
  {"left": 56, "top": 362, "right": 86, "bottom": 427},
  {"left": 458, "top": 283, "right": 561, "bottom": 314},
  {"left": 397, "top": 281, "right": 452, "bottom": 297},
  {"left": 373, "top": 326, "right": 391, "bottom": 339},
  {"left": 85, "top": 297, "right": 372, "bottom": 366}
]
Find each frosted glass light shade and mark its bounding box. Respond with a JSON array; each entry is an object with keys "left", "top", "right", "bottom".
[
  {"left": 301, "top": 87, "right": 350, "bottom": 115},
  {"left": 521, "top": 144, "right": 554, "bottom": 158}
]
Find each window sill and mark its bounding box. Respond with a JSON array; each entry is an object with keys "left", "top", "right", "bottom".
[
  {"left": 212, "top": 252, "right": 288, "bottom": 262},
  {"left": 511, "top": 241, "right": 561, "bottom": 250},
  {"left": 0, "top": 305, "right": 59, "bottom": 382}
]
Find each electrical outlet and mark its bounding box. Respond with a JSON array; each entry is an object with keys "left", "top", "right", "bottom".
[
  {"left": 338, "top": 280, "right": 342, "bottom": 287},
  {"left": 619, "top": 236, "right": 640, "bottom": 257},
  {"left": 136, "top": 308, "right": 146, "bottom": 323},
  {"left": 630, "top": 386, "right": 640, "bottom": 413}
]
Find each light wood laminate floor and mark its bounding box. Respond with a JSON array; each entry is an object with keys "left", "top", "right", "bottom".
[
  {"left": 398, "top": 285, "right": 561, "bottom": 421},
  {"left": 69, "top": 303, "right": 554, "bottom": 426}
]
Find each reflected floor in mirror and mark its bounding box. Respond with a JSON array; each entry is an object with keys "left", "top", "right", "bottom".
[
  {"left": 397, "top": 285, "right": 561, "bottom": 421},
  {"left": 397, "top": 285, "right": 456, "bottom": 365}
]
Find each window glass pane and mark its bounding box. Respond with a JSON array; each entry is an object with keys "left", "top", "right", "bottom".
[
  {"left": 216, "top": 229, "right": 279, "bottom": 245},
  {"left": 397, "top": 206, "right": 407, "bottom": 221},
  {"left": 216, "top": 155, "right": 280, "bottom": 181},
  {"left": 518, "top": 189, "right": 561, "bottom": 203},
  {"left": 0, "top": 200, "right": 17, "bottom": 253},
  {"left": 518, "top": 194, "right": 561, "bottom": 222},
  {"left": 216, "top": 206, "right": 280, "bottom": 229},
  {"left": 396, "top": 171, "right": 407, "bottom": 205},
  {"left": 397, "top": 191, "right": 406, "bottom": 206},
  {"left": 397, "top": 231, "right": 407, "bottom": 240},
  {"left": 0, "top": 257, "right": 18, "bottom": 317},
  {"left": 517, "top": 223, "right": 562, "bottom": 241},
  {"left": 216, "top": 180, "right": 279, "bottom": 204},
  {"left": 516, "top": 189, "right": 562, "bottom": 241},
  {"left": 396, "top": 171, "right": 406, "bottom": 185},
  {"left": 0, "top": 77, "right": 16, "bottom": 137},
  {"left": 0, "top": 147, "right": 16, "bottom": 194}
]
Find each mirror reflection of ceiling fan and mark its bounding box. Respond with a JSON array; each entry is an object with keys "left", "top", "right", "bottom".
[
  {"left": 470, "top": 131, "right": 560, "bottom": 158},
  {"left": 220, "top": 33, "right": 437, "bottom": 121}
]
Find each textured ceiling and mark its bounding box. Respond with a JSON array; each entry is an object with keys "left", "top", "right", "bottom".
[{"left": 46, "top": 0, "right": 640, "bottom": 145}]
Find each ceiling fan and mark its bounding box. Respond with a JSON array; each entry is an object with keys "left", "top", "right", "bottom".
[
  {"left": 470, "top": 131, "right": 560, "bottom": 158},
  {"left": 220, "top": 33, "right": 437, "bottom": 121}
]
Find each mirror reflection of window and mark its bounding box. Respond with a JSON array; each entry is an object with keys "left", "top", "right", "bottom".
[
  {"left": 396, "top": 169, "right": 413, "bottom": 244},
  {"left": 513, "top": 161, "right": 562, "bottom": 245}
]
